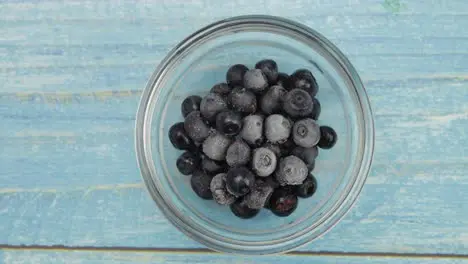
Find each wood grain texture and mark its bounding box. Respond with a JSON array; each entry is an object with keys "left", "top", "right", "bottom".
[{"left": 1, "top": 0, "right": 468, "bottom": 262}]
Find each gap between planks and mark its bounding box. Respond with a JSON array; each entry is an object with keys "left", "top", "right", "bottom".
[{"left": 0, "top": 244, "right": 467, "bottom": 260}]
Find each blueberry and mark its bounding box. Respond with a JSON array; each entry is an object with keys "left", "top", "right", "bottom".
[
  {"left": 268, "top": 187, "right": 298, "bottom": 217},
  {"left": 226, "top": 166, "right": 255, "bottom": 197},
  {"left": 264, "top": 114, "right": 291, "bottom": 144},
  {"left": 263, "top": 143, "right": 281, "bottom": 158},
  {"left": 244, "top": 180, "right": 274, "bottom": 209},
  {"left": 210, "top": 82, "right": 231, "bottom": 96},
  {"left": 176, "top": 151, "right": 201, "bottom": 175},
  {"left": 200, "top": 93, "right": 228, "bottom": 123},
  {"left": 228, "top": 87, "right": 257, "bottom": 115},
  {"left": 264, "top": 176, "right": 280, "bottom": 190},
  {"left": 215, "top": 111, "right": 242, "bottom": 136},
  {"left": 275, "top": 155, "right": 308, "bottom": 186},
  {"left": 210, "top": 173, "right": 236, "bottom": 205},
  {"left": 243, "top": 69, "right": 268, "bottom": 93},
  {"left": 287, "top": 69, "right": 318, "bottom": 97},
  {"left": 278, "top": 137, "right": 296, "bottom": 157},
  {"left": 181, "top": 95, "right": 202, "bottom": 118},
  {"left": 202, "top": 132, "right": 232, "bottom": 161},
  {"left": 252, "top": 147, "right": 277, "bottom": 177},
  {"left": 318, "top": 126, "right": 338, "bottom": 149},
  {"left": 168, "top": 122, "right": 196, "bottom": 150},
  {"left": 226, "top": 64, "right": 249, "bottom": 87},
  {"left": 310, "top": 98, "right": 321, "bottom": 120},
  {"left": 276, "top": 72, "right": 289, "bottom": 87},
  {"left": 291, "top": 146, "right": 318, "bottom": 170},
  {"left": 226, "top": 139, "right": 251, "bottom": 167},
  {"left": 283, "top": 89, "right": 314, "bottom": 117},
  {"left": 255, "top": 59, "right": 279, "bottom": 84},
  {"left": 292, "top": 118, "right": 320, "bottom": 148},
  {"left": 201, "top": 156, "right": 226, "bottom": 174},
  {"left": 296, "top": 174, "right": 317, "bottom": 198},
  {"left": 240, "top": 114, "right": 264, "bottom": 146},
  {"left": 230, "top": 199, "right": 260, "bottom": 219},
  {"left": 260, "top": 85, "right": 287, "bottom": 115},
  {"left": 190, "top": 170, "right": 213, "bottom": 200},
  {"left": 184, "top": 111, "right": 211, "bottom": 142}
]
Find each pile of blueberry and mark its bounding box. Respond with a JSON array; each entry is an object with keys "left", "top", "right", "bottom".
[{"left": 168, "top": 59, "right": 337, "bottom": 219}]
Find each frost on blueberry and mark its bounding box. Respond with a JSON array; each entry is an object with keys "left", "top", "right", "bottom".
[
  {"left": 275, "top": 155, "right": 308, "bottom": 186},
  {"left": 252, "top": 147, "right": 277, "bottom": 177},
  {"left": 228, "top": 87, "right": 257, "bottom": 115},
  {"left": 243, "top": 180, "right": 274, "bottom": 209},
  {"left": 255, "top": 59, "right": 279, "bottom": 84},
  {"left": 292, "top": 118, "right": 320, "bottom": 148},
  {"left": 240, "top": 114, "right": 264, "bottom": 146},
  {"left": 226, "top": 139, "right": 251, "bottom": 167},
  {"left": 210, "top": 173, "right": 236, "bottom": 205},
  {"left": 283, "top": 88, "right": 314, "bottom": 117},
  {"left": 200, "top": 93, "right": 228, "bottom": 123},
  {"left": 260, "top": 85, "right": 287, "bottom": 115},
  {"left": 202, "top": 132, "right": 232, "bottom": 161},
  {"left": 243, "top": 69, "right": 268, "bottom": 93},
  {"left": 184, "top": 111, "right": 211, "bottom": 142},
  {"left": 264, "top": 114, "right": 291, "bottom": 144}
]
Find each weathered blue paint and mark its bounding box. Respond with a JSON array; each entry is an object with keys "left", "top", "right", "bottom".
[{"left": 0, "top": 0, "right": 467, "bottom": 262}]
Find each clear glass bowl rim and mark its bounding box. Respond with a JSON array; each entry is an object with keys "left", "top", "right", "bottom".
[{"left": 135, "top": 15, "right": 375, "bottom": 255}]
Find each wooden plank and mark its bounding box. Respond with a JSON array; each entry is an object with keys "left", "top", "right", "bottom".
[{"left": 1, "top": 249, "right": 468, "bottom": 264}]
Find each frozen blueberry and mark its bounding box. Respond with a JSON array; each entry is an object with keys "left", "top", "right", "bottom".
[
  {"left": 276, "top": 72, "right": 289, "bottom": 87},
  {"left": 260, "top": 85, "right": 287, "bottom": 115},
  {"left": 181, "top": 95, "right": 202, "bottom": 118},
  {"left": 202, "top": 132, "right": 232, "bottom": 161},
  {"left": 210, "top": 82, "right": 231, "bottom": 96},
  {"left": 287, "top": 69, "right": 318, "bottom": 97},
  {"left": 216, "top": 111, "right": 242, "bottom": 136},
  {"left": 200, "top": 93, "right": 228, "bottom": 123},
  {"left": 291, "top": 146, "right": 318, "bottom": 170},
  {"left": 244, "top": 180, "right": 274, "bottom": 209},
  {"left": 168, "top": 122, "right": 196, "bottom": 150},
  {"left": 226, "top": 166, "right": 255, "bottom": 197},
  {"left": 263, "top": 143, "right": 281, "bottom": 158},
  {"left": 243, "top": 69, "right": 268, "bottom": 93},
  {"left": 318, "top": 126, "right": 338, "bottom": 149},
  {"left": 264, "top": 114, "right": 291, "bottom": 144},
  {"left": 184, "top": 111, "right": 211, "bottom": 142},
  {"left": 283, "top": 89, "right": 314, "bottom": 117},
  {"left": 296, "top": 174, "right": 317, "bottom": 198},
  {"left": 292, "top": 118, "right": 320, "bottom": 148},
  {"left": 240, "top": 114, "right": 264, "bottom": 147},
  {"left": 268, "top": 187, "right": 298, "bottom": 217},
  {"left": 255, "top": 59, "right": 279, "bottom": 84},
  {"left": 210, "top": 173, "right": 236, "bottom": 205},
  {"left": 278, "top": 137, "right": 296, "bottom": 157},
  {"left": 275, "top": 155, "right": 308, "bottom": 186},
  {"left": 201, "top": 156, "right": 226, "bottom": 174},
  {"left": 230, "top": 199, "right": 260, "bottom": 219},
  {"left": 176, "top": 151, "right": 201, "bottom": 175},
  {"left": 252, "top": 147, "right": 277, "bottom": 177},
  {"left": 190, "top": 170, "right": 213, "bottom": 200},
  {"left": 226, "top": 139, "right": 251, "bottom": 167},
  {"left": 310, "top": 97, "right": 321, "bottom": 120},
  {"left": 264, "top": 176, "right": 280, "bottom": 190},
  {"left": 228, "top": 87, "right": 257, "bottom": 115},
  {"left": 226, "top": 64, "right": 249, "bottom": 87}
]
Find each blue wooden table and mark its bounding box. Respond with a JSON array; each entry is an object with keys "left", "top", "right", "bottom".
[{"left": 1, "top": 0, "right": 468, "bottom": 263}]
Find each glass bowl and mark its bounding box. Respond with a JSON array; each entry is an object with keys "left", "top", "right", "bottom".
[{"left": 135, "top": 15, "right": 374, "bottom": 255}]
